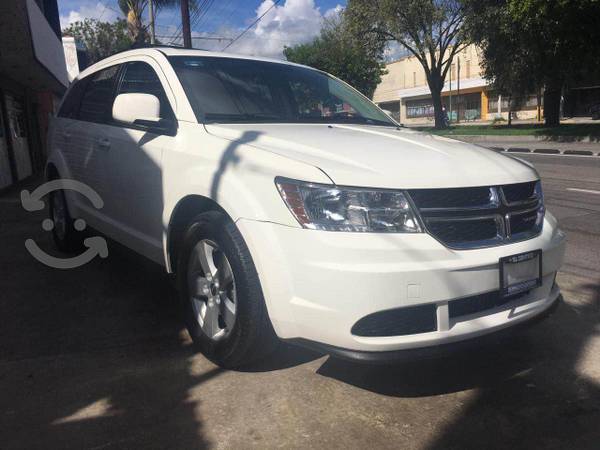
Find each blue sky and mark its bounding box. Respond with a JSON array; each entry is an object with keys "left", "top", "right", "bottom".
[{"left": 58, "top": 0, "right": 348, "bottom": 58}]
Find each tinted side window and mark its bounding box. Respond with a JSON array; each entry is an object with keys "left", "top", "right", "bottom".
[
  {"left": 78, "top": 65, "right": 120, "bottom": 123},
  {"left": 57, "top": 79, "right": 87, "bottom": 119},
  {"left": 118, "top": 62, "right": 173, "bottom": 119}
]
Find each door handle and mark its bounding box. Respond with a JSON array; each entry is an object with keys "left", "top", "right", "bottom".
[{"left": 96, "top": 138, "right": 111, "bottom": 150}]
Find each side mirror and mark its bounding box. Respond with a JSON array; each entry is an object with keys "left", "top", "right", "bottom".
[{"left": 112, "top": 93, "right": 176, "bottom": 135}]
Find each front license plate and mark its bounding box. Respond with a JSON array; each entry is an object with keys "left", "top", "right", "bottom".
[{"left": 499, "top": 250, "right": 542, "bottom": 297}]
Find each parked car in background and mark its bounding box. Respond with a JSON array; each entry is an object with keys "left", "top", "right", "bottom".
[
  {"left": 590, "top": 103, "right": 600, "bottom": 120},
  {"left": 46, "top": 47, "right": 566, "bottom": 367}
]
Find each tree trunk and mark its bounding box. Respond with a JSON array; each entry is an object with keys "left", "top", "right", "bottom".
[
  {"left": 428, "top": 74, "right": 445, "bottom": 129},
  {"left": 544, "top": 82, "right": 562, "bottom": 127}
]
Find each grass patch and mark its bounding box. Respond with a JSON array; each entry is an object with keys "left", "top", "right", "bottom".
[{"left": 413, "top": 123, "right": 600, "bottom": 137}]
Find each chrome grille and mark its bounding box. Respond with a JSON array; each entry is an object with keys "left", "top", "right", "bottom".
[{"left": 408, "top": 181, "right": 544, "bottom": 249}]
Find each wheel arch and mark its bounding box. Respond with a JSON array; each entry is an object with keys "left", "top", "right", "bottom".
[
  {"left": 166, "top": 194, "right": 231, "bottom": 273},
  {"left": 45, "top": 162, "right": 59, "bottom": 180}
]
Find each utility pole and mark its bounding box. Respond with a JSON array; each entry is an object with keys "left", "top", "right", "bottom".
[
  {"left": 449, "top": 60, "right": 453, "bottom": 123},
  {"left": 456, "top": 57, "right": 461, "bottom": 123},
  {"left": 180, "top": 0, "right": 192, "bottom": 48},
  {"left": 148, "top": 0, "right": 155, "bottom": 44}
]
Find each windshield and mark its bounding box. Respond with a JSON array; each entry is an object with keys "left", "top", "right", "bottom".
[{"left": 168, "top": 56, "right": 396, "bottom": 127}]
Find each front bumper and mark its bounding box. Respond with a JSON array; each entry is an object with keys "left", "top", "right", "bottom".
[
  {"left": 237, "top": 214, "right": 566, "bottom": 353},
  {"left": 289, "top": 292, "right": 561, "bottom": 363}
]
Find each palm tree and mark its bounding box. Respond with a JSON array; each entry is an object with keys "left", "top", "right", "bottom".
[{"left": 117, "top": 0, "right": 196, "bottom": 47}]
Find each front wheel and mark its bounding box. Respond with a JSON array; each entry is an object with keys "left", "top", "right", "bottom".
[{"left": 177, "top": 211, "right": 278, "bottom": 368}]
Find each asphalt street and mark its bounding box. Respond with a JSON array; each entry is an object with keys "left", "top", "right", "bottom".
[
  {"left": 0, "top": 153, "right": 599, "bottom": 449},
  {"left": 516, "top": 153, "right": 600, "bottom": 280}
]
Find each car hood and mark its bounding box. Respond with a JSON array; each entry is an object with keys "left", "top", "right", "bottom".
[{"left": 205, "top": 123, "right": 538, "bottom": 189}]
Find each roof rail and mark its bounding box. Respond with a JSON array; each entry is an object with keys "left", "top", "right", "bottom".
[
  {"left": 104, "top": 43, "right": 192, "bottom": 58},
  {"left": 135, "top": 43, "right": 187, "bottom": 50}
]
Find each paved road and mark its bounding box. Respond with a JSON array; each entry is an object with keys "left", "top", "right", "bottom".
[
  {"left": 517, "top": 153, "right": 600, "bottom": 280},
  {"left": 0, "top": 156, "right": 599, "bottom": 450}
]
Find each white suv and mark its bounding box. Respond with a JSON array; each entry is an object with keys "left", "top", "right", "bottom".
[{"left": 47, "top": 47, "right": 566, "bottom": 367}]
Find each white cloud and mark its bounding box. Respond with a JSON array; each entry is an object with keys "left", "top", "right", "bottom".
[
  {"left": 224, "top": 0, "right": 345, "bottom": 59},
  {"left": 60, "top": 1, "right": 120, "bottom": 30},
  {"left": 324, "top": 4, "right": 344, "bottom": 20},
  {"left": 384, "top": 41, "right": 410, "bottom": 62}
]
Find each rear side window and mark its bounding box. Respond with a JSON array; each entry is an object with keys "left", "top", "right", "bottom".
[
  {"left": 57, "top": 79, "right": 87, "bottom": 119},
  {"left": 118, "top": 61, "right": 174, "bottom": 119},
  {"left": 78, "top": 65, "right": 120, "bottom": 123}
]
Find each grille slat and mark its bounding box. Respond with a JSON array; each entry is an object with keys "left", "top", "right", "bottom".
[
  {"left": 502, "top": 181, "right": 537, "bottom": 204},
  {"left": 408, "top": 181, "right": 543, "bottom": 249},
  {"left": 409, "top": 186, "right": 495, "bottom": 209},
  {"left": 427, "top": 217, "right": 500, "bottom": 244}
]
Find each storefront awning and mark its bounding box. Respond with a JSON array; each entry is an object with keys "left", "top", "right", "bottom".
[
  {"left": 0, "top": 0, "right": 68, "bottom": 94},
  {"left": 397, "top": 77, "right": 489, "bottom": 100}
]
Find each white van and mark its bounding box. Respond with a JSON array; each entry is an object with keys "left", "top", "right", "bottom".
[{"left": 47, "top": 47, "right": 565, "bottom": 367}]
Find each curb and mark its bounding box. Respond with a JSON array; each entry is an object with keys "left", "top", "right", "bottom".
[
  {"left": 563, "top": 149, "right": 595, "bottom": 156},
  {"left": 449, "top": 134, "right": 599, "bottom": 143},
  {"left": 533, "top": 148, "right": 561, "bottom": 154},
  {"left": 485, "top": 146, "right": 599, "bottom": 156}
]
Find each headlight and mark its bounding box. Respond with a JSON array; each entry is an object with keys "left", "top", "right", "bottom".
[{"left": 275, "top": 177, "right": 421, "bottom": 233}]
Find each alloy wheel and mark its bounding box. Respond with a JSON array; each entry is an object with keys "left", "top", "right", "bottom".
[{"left": 187, "top": 239, "right": 237, "bottom": 341}]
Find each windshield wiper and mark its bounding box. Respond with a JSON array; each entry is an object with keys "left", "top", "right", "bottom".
[
  {"left": 297, "top": 116, "right": 396, "bottom": 127},
  {"left": 204, "top": 112, "right": 282, "bottom": 123}
]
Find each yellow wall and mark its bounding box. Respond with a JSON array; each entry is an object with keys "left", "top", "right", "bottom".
[
  {"left": 481, "top": 90, "right": 488, "bottom": 120},
  {"left": 373, "top": 44, "right": 484, "bottom": 103}
]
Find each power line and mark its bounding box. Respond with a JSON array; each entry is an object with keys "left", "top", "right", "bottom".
[
  {"left": 158, "top": 31, "right": 303, "bottom": 44},
  {"left": 166, "top": 0, "right": 202, "bottom": 44},
  {"left": 196, "top": 0, "right": 234, "bottom": 31},
  {"left": 156, "top": 34, "right": 232, "bottom": 42},
  {"left": 192, "top": 0, "right": 216, "bottom": 30},
  {"left": 222, "top": 0, "right": 282, "bottom": 51},
  {"left": 167, "top": 0, "right": 211, "bottom": 45}
]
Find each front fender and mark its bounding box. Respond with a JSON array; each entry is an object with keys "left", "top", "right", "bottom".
[{"left": 161, "top": 122, "right": 331, "bottom": 268}]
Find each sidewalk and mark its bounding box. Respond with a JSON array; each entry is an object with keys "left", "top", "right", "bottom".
[{"left": 450, "top": 135, "right": 600, "bottom": 155}]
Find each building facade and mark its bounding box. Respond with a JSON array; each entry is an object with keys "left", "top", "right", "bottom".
[
  {"left": 373, "top": 45, "right": 542, "bottom": 125},
  {"left": 0, "top": 0, "right": 69, "bottom": 190}
]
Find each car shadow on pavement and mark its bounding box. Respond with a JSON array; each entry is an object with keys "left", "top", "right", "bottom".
[
  {"left": 0, "top": 188, "right": 221, "bottom": 449},
  {"left": 315, "top": 282, "right": 600, "bottom": 448},
  {"left": 3, "top": 173, "right": 599, "bottom": 449},
  {"left": 315, "top": 332, "right": 542, "bottom": 397}
]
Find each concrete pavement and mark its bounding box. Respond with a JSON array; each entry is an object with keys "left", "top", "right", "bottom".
[
  {"left": 0, "top": 156, "right": 599, "bottom": 449},
  {"left": 452, "top": 136, "right": 600, "bottom": 154}
]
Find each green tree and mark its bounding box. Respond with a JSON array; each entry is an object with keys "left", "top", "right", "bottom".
[
  {"left": 62, "top": 18, "right": 133, "bottom": 65},
  {"left": 463, "top": 0, "right": 600, "bottom": 127},
  {"left": 462, "top": 2, "right": 538, "bottom": 126},
  {"left": 346, "top": 0, "right": 468, "bottom": 128},
  {"left": 284, "top": 15, "right": 386, "bottom": 99}
]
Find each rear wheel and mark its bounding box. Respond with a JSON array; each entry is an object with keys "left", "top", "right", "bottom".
[
  {"left": 177, "top": 211, "right": 278, "bottom": 368},
  {"left": 49, "top": 188, "right": 84, "bottom": 253}
]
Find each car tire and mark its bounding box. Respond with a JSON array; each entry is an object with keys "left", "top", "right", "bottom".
[
  {"left": 177, "top": 211, "right": 278, "bottom": 368},
  {"left": 49, "top": 188, "right": 85, "bottom": 253}
]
